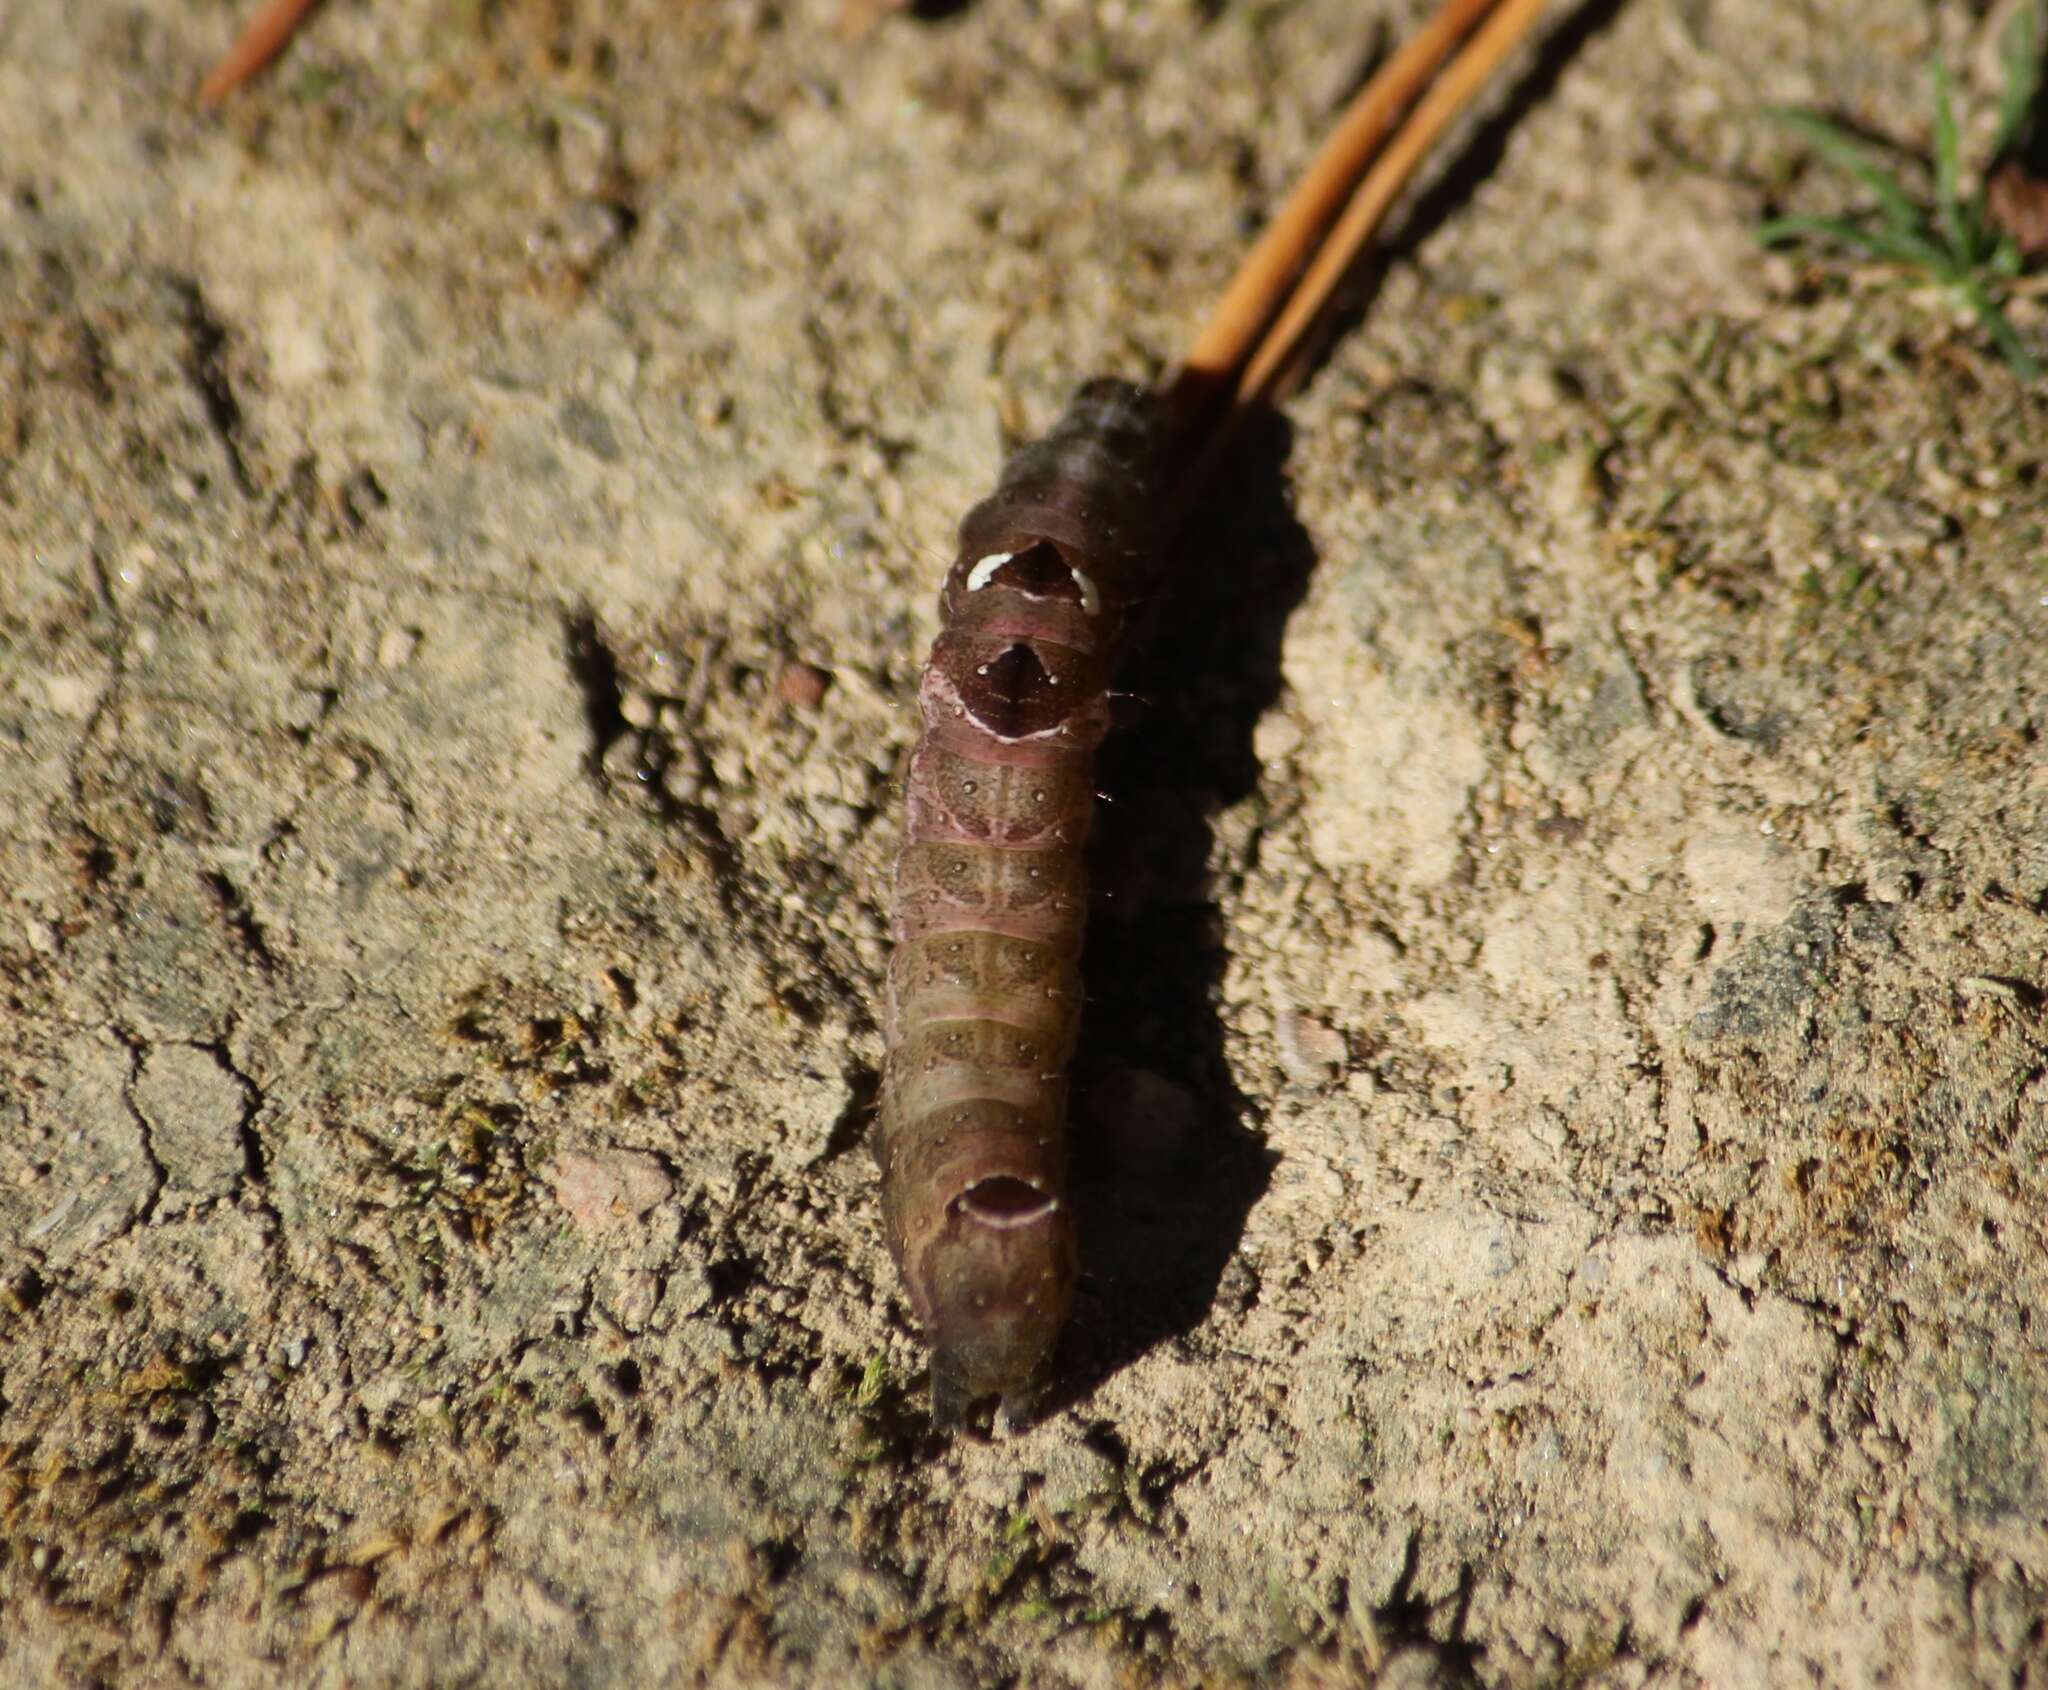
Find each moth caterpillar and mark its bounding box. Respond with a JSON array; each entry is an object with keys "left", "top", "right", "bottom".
[{"left": 877, "top": 379, "right": 1168, "bottom": 1425}]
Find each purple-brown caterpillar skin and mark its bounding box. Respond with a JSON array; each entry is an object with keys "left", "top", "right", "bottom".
[{"left": 879, "top": 378, "right": 1167, "bottom": 1423}]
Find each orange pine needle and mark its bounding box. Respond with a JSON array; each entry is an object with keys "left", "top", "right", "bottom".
[
  {"left": 197, "top": 0, "right": 325, "bottom": 109},
  {"left": 1231, "top": 0, "right": 1551, "bottom": 413},
  {"left": 1170, "top": 0, "right": 1499, "bottom": 411}
]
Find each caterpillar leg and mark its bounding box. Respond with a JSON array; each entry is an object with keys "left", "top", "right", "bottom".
[
  {"left": 929, "top": 1349, "right": 971, "bottom": 1433},
  {"left": 928, "top": 1347, "right": 1048, "bottom": 1434},
  {"left": 996, "top": 1381, "right": 1046, "bottom": 1434}
]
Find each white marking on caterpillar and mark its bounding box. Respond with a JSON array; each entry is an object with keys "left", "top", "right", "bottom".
[
  {"left": 964, "top": 550, "right": 1103, "bottom": 616},
  {"left": 965, "top": 552, "right": 1016, "bottom": 591},
  {"left": 976, "top": 1196, "right": 1059, "bottom": 1228}
]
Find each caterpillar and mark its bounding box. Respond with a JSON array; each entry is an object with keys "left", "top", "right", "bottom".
[{"left": 877, "top": 379, "right": 1169, "bottom": 1426}]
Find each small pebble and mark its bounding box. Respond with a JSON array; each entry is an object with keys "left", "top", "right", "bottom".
[
  {"left": 40, "top": 673, "right": 98, "bottom": 717},
  {"left": 377, "top": 626, "right": 419, "bottom": 669},
  {"left": 662, "top": 758, "right": 701, "bottom": 807},
  {"left": 600, "top": 733, "right": 647, "bottom": 785},
  {"left": 1275, "top": 1009, "right": 1347, "bottom": 1086},
  {"left": 776, "top": 660, "right": 832, "bottom": 711},
  {"left": 558, "top": 199, "right": 625, "bottom": 271},
  {"left": 283, "top": 687, "right": 332, "bottom": 733},
  {"left": 547, "top": 1149, "right": 673, "bottom": 1234},
  {"left": 554, "top": 104, "right": 617, "bottom": 198}
]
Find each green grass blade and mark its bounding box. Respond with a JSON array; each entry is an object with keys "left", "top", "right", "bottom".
[
  {"left": 1757, "top": 211, "right": 1868, "bottom": 249},
  {"left": 1995, "top": 1, "right": 2043, "bottom": 157},
  {"left": 1766, "top": 106, "right": 1927, "bottom": 234},
  {"left": 1931, "top": 60, "right": 1974, "bottom": 264},
  {"left": 1955, "top": 273, "right": 2043, "bottom": 380},
  {"left": 1763, "top": 40, "right": 2044, "bottom": 385},
  {"left": 1758, "top": 212, "right": 1958, "bottom": 274}
]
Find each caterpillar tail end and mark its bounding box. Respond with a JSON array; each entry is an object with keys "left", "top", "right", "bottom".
[{"left": 910, "top": 1178, "right": 1076, "bottom": 1432}]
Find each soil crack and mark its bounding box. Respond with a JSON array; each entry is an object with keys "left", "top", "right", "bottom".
[{"left": 163, "top": 272, "right": 257, "bottom": 499}]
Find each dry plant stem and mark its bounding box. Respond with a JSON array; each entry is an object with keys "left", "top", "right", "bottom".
[
  {"left": 1230, "top": 0, "right": 1553, "bottom": 414},
  {"left": 198, "top": 0, "right": 324, "bottom": 108},
  {"left": 1167, "top": 0, "right": 1501, "bottom": 432}
]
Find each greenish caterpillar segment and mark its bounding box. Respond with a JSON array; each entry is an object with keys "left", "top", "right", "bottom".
[{"left": 878, "top": 379, "right": 1168, "bottom": 1424}]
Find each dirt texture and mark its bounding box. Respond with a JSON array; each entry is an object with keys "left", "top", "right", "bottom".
[{"left": 3, "top": 0, "right": 2046, "bottom": 1684}]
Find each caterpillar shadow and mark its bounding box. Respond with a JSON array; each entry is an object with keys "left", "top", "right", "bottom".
[{"left": 1049, "top": 402, "right": 1306, "bottom": 1410}]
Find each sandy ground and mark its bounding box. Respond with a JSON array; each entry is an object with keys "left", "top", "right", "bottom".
[{"left": 2, "top": 0, "right": 2045, "bottom": 1683}]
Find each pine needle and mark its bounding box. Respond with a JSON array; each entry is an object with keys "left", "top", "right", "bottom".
[
  {"left": 198, "top": 0, "right": 325, "bottom": 109},
  {"left": 1170, "top": 0, "right": 1501, "bottom": 414},
  {"left": 1163, "top": 0, "right": 1552, "bottom": 486},
  {"left": 1230, "top": 0, "right": 1553, "bottom": 415}
]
